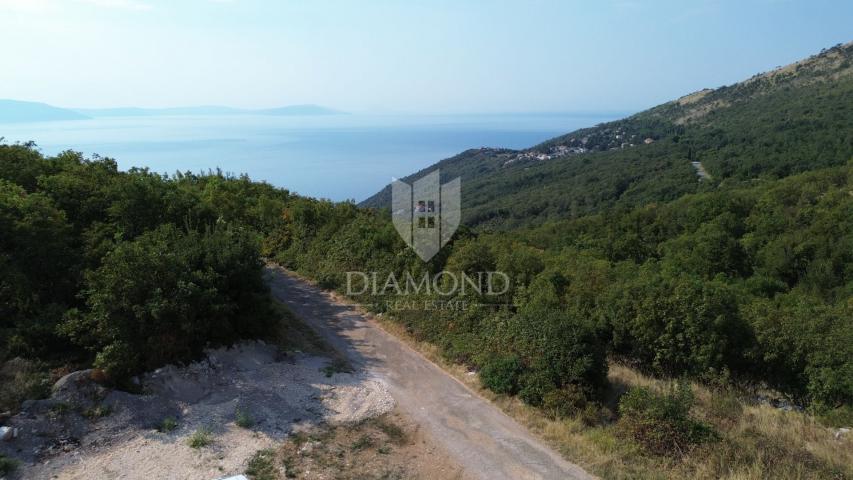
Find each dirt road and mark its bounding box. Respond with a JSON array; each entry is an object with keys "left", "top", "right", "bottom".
[{"left": 266, "top": 265, "right": 595, "bottom": 480}]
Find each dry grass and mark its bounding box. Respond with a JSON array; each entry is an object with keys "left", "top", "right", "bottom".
[{"left": 249, "top": 411, "right": 466, "bottom": 480}]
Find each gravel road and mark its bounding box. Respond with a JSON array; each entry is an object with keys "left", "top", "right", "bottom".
[{"left": 266, "top": 265, "right": 595, "bottom": 480}]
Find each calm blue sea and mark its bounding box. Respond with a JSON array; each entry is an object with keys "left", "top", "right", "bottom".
[{"left": 0, "top": 113, "right": 619, "bottom": 201}]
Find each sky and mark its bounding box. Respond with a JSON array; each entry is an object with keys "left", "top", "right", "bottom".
[{"left": 0, "top": 0, "right": 851, "bottom": 114}]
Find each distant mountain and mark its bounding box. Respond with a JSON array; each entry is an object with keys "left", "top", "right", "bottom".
[
  {"left": 75, "top": 104, "right": 343, "bottom": 117},
  {"left": 360, "top": 41, "right": 853, "bottom": 230},
  {"left": 0, "top": 99, "right": 90, "bottom": 123}
]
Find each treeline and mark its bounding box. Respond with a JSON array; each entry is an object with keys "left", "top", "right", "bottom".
[
  {"left": 272, "top": 163, "right": 853, "bottom": 410},
  {"left": 0, "top": 143, "right": 289, "bottom": 401}
]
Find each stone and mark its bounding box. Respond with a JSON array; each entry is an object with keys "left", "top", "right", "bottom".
[{"left": 0, "top": 426, "right": 13, "bottom": 441}]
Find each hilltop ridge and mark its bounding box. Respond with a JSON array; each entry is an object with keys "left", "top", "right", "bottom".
[{"left": 360, "top": 41, "right": 853, "bottom": 230}]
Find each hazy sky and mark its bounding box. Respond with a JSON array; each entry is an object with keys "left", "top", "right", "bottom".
[{"left": 0, "top": 0, "right": 850, "bottom": 113}]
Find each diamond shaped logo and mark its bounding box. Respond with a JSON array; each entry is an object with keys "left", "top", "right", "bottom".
[{"left": 391, "top": 170, "right": 460, "bottom": 261}]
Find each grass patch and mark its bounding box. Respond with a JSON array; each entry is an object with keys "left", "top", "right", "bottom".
[
  {"left": 83, "top": 404, "right": 112, "bottom": 419},
  {"left": 350, "top": 433, "right": 375, "bottom": 451},
  {"left": 371, "top": 417, "right": 407, "bottom": 445},
  {"left": 158, "top": 416, "right": 178, "bottom": 433},
  {"left": 281, "top": 455, "right": 299, "bottom": 478},
  {"left": 260, "top": 410, "right": 461, "bottom": 479},
  {"left": 187, "top": 427, "right": 213, "bottom": 449},
  {"left": 236, "top": 408, "right": 255, "bottom": 429},
  {"left": 245, "top": 449, "right": 278, "bottom": 480}
]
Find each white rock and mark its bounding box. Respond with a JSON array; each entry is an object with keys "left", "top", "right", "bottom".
[
  {"left": 835, "top": 427, "right": 851, "bottom": 440},
  {"left": 0, "top": 426, "right": 13, "bottom": 441}
]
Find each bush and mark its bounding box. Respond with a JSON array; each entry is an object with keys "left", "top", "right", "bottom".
[
  {"left": 187, "top": 428, "right": 214, "bottom": 449},
  {"left": 0, "top": 358, "right": 50, "bottom": 412},
  {"left": 158, "top": 417, "right": 178, "bottom": 433},
  {"left": 617, "top": 382, "right": 717, "bottom": 455},
  {"left": 541, "top": 385, "right": 588, "bottom": 419},
  {"left": 615, "top": 274, "right": 750, "bottom": 378},
  {"left": 518, "top": 370, "right": 555, "bottom": 406},
  {"left": 480, "top": 355, "right": 523, "bottom": 395},
  {"left": 236, "top": 408, "right": 255, "bottom": 429},
  {"left": 509, "top": 306, "right": 609, "bottom": 393},
  {"left": 61, "top": 224, "right": 276, "bottom": 380},
  {"left": 245, "top": 449, "right": 278, "bottom": 480}
]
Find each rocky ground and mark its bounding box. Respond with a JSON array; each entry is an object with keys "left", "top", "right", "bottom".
[{"left": 0, "top": 341, "right": 397, "bottom": 479}]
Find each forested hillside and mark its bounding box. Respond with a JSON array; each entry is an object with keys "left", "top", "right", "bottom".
[
  {"left": 277, "top": 42, "right": 853, "bottom": 478},
  {"left": 361, "top": 41, "right": 853, "bottom": 230},
  {"left": 0, "top": 144, "right": 291, "bottom": 407}
]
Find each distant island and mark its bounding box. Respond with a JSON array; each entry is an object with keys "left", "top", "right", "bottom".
[
  {"left": 0, "top": 99, "right": 343, "bottom": 123},
  {"left": 0, "top": 99, "right": 90, "bottom": 123}
]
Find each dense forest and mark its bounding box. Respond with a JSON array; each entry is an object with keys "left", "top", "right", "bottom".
[
  {"left": 0, "top": 144, "right": 292, "bottom": 407},
  {"left": 1, "top": 41, "right": 851, "bottom": 479},
  {"left": 274, "top": 163, "right": 853, "bottom": 408}
]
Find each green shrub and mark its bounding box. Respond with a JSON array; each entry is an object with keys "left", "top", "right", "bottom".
[
  {"left": 236, "top": 408, "right": 255, "bottom": 429},
  {"left": 541, "top": 385, "right": 588, "bottom": 419},
  {"left": 245, "top": 449, "right": 278, "bottom": 480},
  {"left": 187, "top": 427, "right": 214, "bottom": 449},
  {"left": 480, "top": 355, "right": 523, "bottom": 395},
  {"left": 617, "top": 382, "right": 717, "bottom": 455},
  {"left": 816, "top": 404, "right": 853, "bottom": 428},
  {"left": 61, "top": 224, "right": 276, "bottom": 380},
  {"left": 509, "top": 306, "right": 609, "bottom": 393},
  {"left": 518, "top": 370, "right": 555, "bottom": 406},
  {"left": 158, "top": 417, "right": 178, "bottom": 433},
  {"left": 613, "top": 274, "right": 750, "bottom": 378}
]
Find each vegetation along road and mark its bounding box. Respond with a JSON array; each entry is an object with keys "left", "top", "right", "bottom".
[{"left": 266, "top": 264, "right": 594, "bottom": 480}]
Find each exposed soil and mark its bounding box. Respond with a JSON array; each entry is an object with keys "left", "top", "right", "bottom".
[
  {"left": 0, "top": 342, "right": 398, "bottom": 479},
  {"left": 261, "top": 409, "right": 467, "bottom": 479}
]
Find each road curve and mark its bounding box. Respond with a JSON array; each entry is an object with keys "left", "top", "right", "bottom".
[{"left": 266, "top": 265, "right": 595, "bottom": 480}]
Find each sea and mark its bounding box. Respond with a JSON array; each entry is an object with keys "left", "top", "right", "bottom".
[{"left": 0, "top": 112, "right": 620, "bottom": 201}]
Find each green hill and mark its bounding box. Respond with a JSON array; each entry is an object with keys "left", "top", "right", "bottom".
[{"left": 361, "top": 41, "right": 853, "bottom": 230}]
